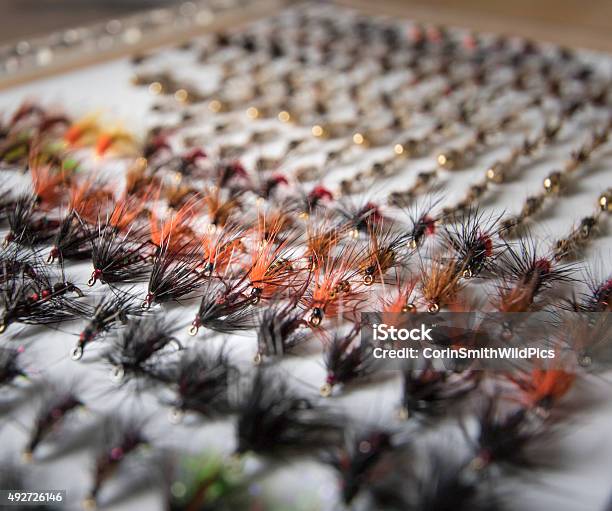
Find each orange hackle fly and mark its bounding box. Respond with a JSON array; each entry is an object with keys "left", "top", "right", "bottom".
[
  {"left": 108, "top": 194, "right": 148, "bottom": 232},
  {"left": 200, "top": 224, "right": 244, "bottom": 277},
  {"left": 245, "top": 215, "right": 301, "bottom": 304},
  {"left": 149, "top": 196, "right": 202, "bottom": 254},
  {"left": 508, "top": 366, "right": 576, "bottom": 416},
  {"left": 95, "top": 129, "right": 138, "bottom": 158},
  {"left": 64, "top": 115, "right": 101, "bottom": 147},
  {"left": 304, "top": 243, "right": 367, "bottom": 327},
  {"left": 204, "top": 186, "right": 242, "bottom": 227},
  {"left": 68, "top": 176, "right": 114, "bottom": 222},
  {"left": 419, "top": 256, "right": 464, "bottom": 313},
  {"left": 30, "top": 163, "right": 66, "bottom": 208}
]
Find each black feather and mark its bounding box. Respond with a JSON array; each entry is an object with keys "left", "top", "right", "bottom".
[
  {"left": 189, "top": 278, "right": 257, "bottom": 336},
  {"left": 0, "top": 268, "right": 86, "bottom": 334},
  {"left": 157, "top": 348, "right": 238, "bottom": 422},
  {"left": 144, "top": 243, "right": 205, "bottom": 308},
  {"left": 49, "top": 211, "right": 94, "bottom": 263},
  {"left": 104, "top": 315, "right": 183, "bottom": 385},
  {"left": 235, "top": 369, "right": 343, "bottom": 456},
  {"left": 0, "top": 346, "right": 26, "bottom": 385},
  {"left": 5, "top": 194, "right": 60, "bottom": 246},
  {"left": 322, "top": 325, "right": 376, "bottom": 396},
  {"left": 73, "top": 290, "right": 145, "bottom": 360},
  {"left": 89, "top": 222, "right": 152, "bottom": 286}
]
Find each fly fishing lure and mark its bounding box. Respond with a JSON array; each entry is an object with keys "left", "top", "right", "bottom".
[
  {"left": 163, "top": 180, "right": 199, "bottom": 210},
  {"left": 64, "top": 114, "right": 101, "bottom": 148},
  {"left": 235, "top": 369, "right": 344, "bottom": 456},
  {"left": 199, "top": 224, "right": 243, "bottom": 277},
  {"left": 189, "top": 278, "right": 257, "bottom": 336},
  {"left": 72, "top": 290, "right": 144, "bottom": 360},
  {"left": 553, "top": 188, "right": 611, "bottom": 261},
  {"left": 5, "top": 194, "right": 61, "bottom": 247},
  {"left": 0, "top": 245, "right": 40, "bottom": 284},
  {"left": 66, "top": 176, "right": 114, "bottom": 222},
  {"left": 106, "top": 193, "right": 149, "bottom": 232},
  {"left": 493, "top": 237, "right": 575, "bottom": 313},
  {"left": 245, "top": 223, "right": 302, "bottom": 304},
  {"left": 125, "top": 157, "right": 162, "bottom": 198},
  {"left": 303, "top": 244, "right": 367, "bottom": 327},
  {"left": 255, "top": 299, "right": 309, "bottom": 364},
  {"left": 84, "top": 420, "right": 148, "bottom": 509},
  {"left": 567, "top": 273, "right": 612, "bottom": 312},
  {"left": 245, "top": 214, "right": 301, "bottom": 304},
  {"left": 358, "top": 224, "right": 411, "bottom": 286},
  {"left": 326, "top": 429, "right": 399, "bottom": 505},
  {"left": 49, "top": 211, "right": 94, "bottom": 264},
  {"left": 23, "top": 390, "right": 83, "bottom": 460},
  {"left": 149, "top": 145, "right": 208, "bottom": 182},
  {"left": 144, "top": 243, "right": 205, "bottom": 309},
  {"left": 141, "top": 129, "right": 171, "bottom": 161},
  {"left": 0, "top": 268, "right": 85, "bottom": 334},
  {"left": 3, "top": 102, "right": 46, "bottom": 132},
  {"left": 48, "top": 178, "right": 114, "bottom": 263},
  {"left": 164, "top": 451, "right": 264, "bottom": 511},
  {"left": 149, "top": 197, "right": 202, "bottom": 255},
  {"left": 399, "top": 360, "right": 479, "bottom": 420},
  {"left": 369, "top": 448, "right": 504, "bottom": 511},
  {"left": 321, "top": 324, "right": 376, "bottom": 396},
  {"left": 303, "top": 218, "right": 342, "bottom": 266},
  {"left": 94, "top": 127, "right": 139, "bottom": 158},
  {"left": 255, "top": 207, "right": 295, "bottom": 242},
  {"left": 203, "top": 186, "right": 243, "bottom": 227},
  {"left": 443, "top": 208, "right": 501, "bottom": 279},
  {"left": 285, "top": 185, "right": 334, "bottom": 217},
  {"left": 0, "top": 346, "right": 26, "bottom": 385},
  {"left": 29, "top": 158, "right": 70, "bottom": 209},
  {"left": 336, "top": 200, "right": 385, "bottom": 236},
  {"left": 381, "top": 279, "right": 418, "bottom": 314},
  {"left": 214, "top": 160, "right": 249, "bottom": 189},
  {"left": 418, "top": 256, "right": 465, "bottom": 313},
  {"left": 88, "top": 221, "right": 152, "bottom": 286},
  {"left": 507, "top": 366, "right": 576, "bottom": 417},
  {"left": 466, "top": 398, "right": 548, "bottom": 472},
  {"left": 401, "top": 201, "right": 439, "bottom": 250},
  {"left": 104, "top": 315, "right": 183, "bottom": 385},
  {"left": 172, "top": 148, "right": 210, "bottom": 180},
  {"left": 253, "top": 173, "right": 289, "bottom": 200},
  {"left": 156, "top": 348, "right": 238, "bottom": 422}
]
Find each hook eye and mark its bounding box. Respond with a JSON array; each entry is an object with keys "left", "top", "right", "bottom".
[
  {"left": 320, "top": 383, "right": 332, "bottom": 397},
  {"left": 71, "top": 346, "right": 84, "bottom": 361},
  {"left": 111, "top": 365, "right": 125, "bottom": 383},
  {"left": 169, "top": 408, "right": 184, "bottom": 424}
]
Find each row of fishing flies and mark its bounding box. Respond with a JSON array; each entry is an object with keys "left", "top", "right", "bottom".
[
  {"left": 0, "top": 104, "right": 611, "bottom": 360},
  {"left": 2, "top": 304, "right": 605, "bottom": 510}
]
